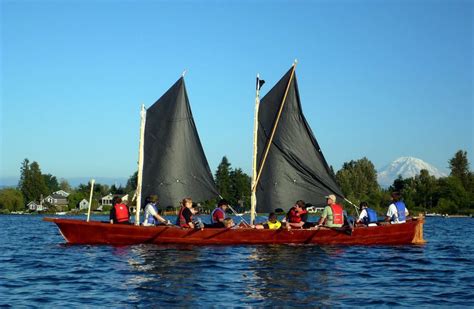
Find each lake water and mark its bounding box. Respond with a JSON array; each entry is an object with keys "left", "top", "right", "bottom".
[{"left": 1, "top": 215, "right": 473, "bottom": 307}]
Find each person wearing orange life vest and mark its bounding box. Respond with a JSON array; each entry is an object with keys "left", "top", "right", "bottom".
[
  {"left": 176, "top": 198, "right": 196, "bottom": 228},
  {"left": 109, "top": 197, "right": 130, "bottom": 224},
  {"left": 317, "top": 194, "right": 344, "bottom": 228},
  {"left": 285, "top": 200, "right": 308, "bottom": 229}
]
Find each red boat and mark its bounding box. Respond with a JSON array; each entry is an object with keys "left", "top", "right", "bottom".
[{"left": 43, "top": 216, "right": 425, "bottom": 246}]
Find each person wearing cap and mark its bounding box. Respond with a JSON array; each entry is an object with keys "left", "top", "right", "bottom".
[
  {"left": 143, "top": 195, "right": 171, "bottom": 226},
  {"left": 316, "top": 194, "right": 344, "bottom": 228},
  {"left": 356, "top": 201, "right": 378, "bottom": 227},
  {"left": 385, "top": 191, "right": 409, "bottom": 224}
]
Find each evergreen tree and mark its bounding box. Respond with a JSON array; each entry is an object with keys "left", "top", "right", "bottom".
[
  {"left": 125, "top": 171, "right": 138, "bottom": 193},
  {"left": 449, "top": 150, "right": 471, "bottom": 190},
  {"left": 43, "top": 174, "right": 60, "bottom": 193},
  {"left": 215, "top": 156, "right": 232, "bottom": 199},
  {"left": 229, "top": 168, "right": 251, "bottom": 210},
  {"left": 413, "top": 169, "right": 438, "bottom": 210},
  {"left": 18, "top": 159, "right": 48, "bottom": 203},
  {"left": 336, "top": 157, "right": 380, "bottom": 203}
]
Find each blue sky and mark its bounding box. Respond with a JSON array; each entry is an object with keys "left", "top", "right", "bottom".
[{"left": 1, "top": 0, "right": 472, "bottom": 186}]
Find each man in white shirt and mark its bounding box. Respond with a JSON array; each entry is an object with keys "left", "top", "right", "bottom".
[
  {"left": 143, "top": 195, "right": 171, "bottom": 226},
  {"left": 385, "top": 192, "right": 409, "bottom": 224}
]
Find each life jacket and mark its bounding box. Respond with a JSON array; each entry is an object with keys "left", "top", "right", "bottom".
[
  {"left": 267, "top": 220, "right": 281, "bottom": 230},
  {"left": 288, "top": 208, "right": 307, "bottom": 223},
  {"left": 329, "top": 203, "right": 343, "bottom": 225},
  {"left": 211, "top": 207, "right": 225, "bottom": 224},
  {"left": 363, "top": 208, "right": 378, "bottom": 225},
  {"left": 114, "top": 203, "right": 129, "bottom": 223},
  {"left": 394, "top": 201, "right": 406, "bottom": 222},
  {"left": 146, "top": 203, "right": 159, "bottom": 225},
  {"left": 176, "top": 206, "right": 192, "bottom": 228}
]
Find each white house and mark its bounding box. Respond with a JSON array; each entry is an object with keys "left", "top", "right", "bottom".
[
  {"left": 101, "top": 194, "right": 114, "bottom": 206},
  {"left": 78, "top": 199, "right": 89, "bottom": 210},
  {"left": 27, "top": 201, "right": 48, "bottom": 212},
  {"left": 121, "top": 194, "right": 129, "bottom": 202}
]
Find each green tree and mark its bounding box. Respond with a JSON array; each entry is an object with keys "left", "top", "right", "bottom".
[
  {"left": 125, "top": 171, "right": 138, "bottom": 193},
  {"left": 413, "top": 169, "right": 438, "bottom": 210},
  {"left": 215, "top": 156, "right": 232, "bottom": 199},
  {"left": 59, "top": 178, "right": 72, "bottom": 192},
  {"left": 18, "top": 159, "right": 48, "bottom": 202},
  {"left": 229, "top": 168, "right": 251, "bottom": 210},
  {"left": 335, "top": 157, "right": 380, "bottom": 204},
  {"left": 0, "top": 188, "right": 25, "bottom": 211},
  {"left": 449, "top": 150, "right": 471, "bottom": 190},
  {"left": 43, "top": 174, "right": 60, "bottom": 193}
]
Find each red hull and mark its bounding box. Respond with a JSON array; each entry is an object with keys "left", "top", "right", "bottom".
[{"left": 44, "top": 217, "right": 425, "bottom": 246}]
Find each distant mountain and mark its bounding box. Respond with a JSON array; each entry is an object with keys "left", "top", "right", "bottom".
[{"left": 377, "top": 157, "right": 446, "bottom": 188}]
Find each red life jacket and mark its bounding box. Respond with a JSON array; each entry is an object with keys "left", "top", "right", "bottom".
[
  {"left": 330, "top": 203, "right": 343, "bottom": 225},
  {"left": 114, "top": 203, "right": 129, "bottom": 223},
  {"left": 177, "top": 206, "right": 192, "bottom": 228},
  {"left": 288, "top": 208, "right": 307, "bottom": 223}
]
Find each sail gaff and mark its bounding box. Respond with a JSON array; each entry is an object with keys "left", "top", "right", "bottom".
[
  {"left": 256, "top": 66, "right": 344, "bottom": 213},
  {"left": 141, "top": 77, "right": 219, "bottom": 208}
]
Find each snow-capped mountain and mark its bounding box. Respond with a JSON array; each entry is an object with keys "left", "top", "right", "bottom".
[{"left": 377, "top": 157, "right": 446, "bottom": 188}]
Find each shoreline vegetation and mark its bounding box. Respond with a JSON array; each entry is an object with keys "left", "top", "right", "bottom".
[{"left": 1, "top": 150, "right": 473, "bottom": 217}]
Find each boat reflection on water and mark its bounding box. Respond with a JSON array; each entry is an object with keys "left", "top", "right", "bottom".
[{"left": 122, "top": 244, "right": 348, "bottom": 306}]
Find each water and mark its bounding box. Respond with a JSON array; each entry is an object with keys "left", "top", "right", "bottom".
[{"left": 1, "top": 215, "right": 473, "bottom": 307}]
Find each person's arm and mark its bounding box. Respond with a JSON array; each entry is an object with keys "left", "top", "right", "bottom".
[
  {"left": 356, "top": 209, "right": 365, "bottom": 224},
  {"left": 148, "top": 205, "right": 168, "bottom": 224},
  {"left": 183, "top": 208, "right": 194, "bottom": 228},
  {"left": 317, "top": 208, "right": 328, "bottom": 226},
  {"left": 385, "top": 204, "right": 394, "bottom": 222},
  {"left": 109, "top": 207, "right": 115, "bottom": 224}
]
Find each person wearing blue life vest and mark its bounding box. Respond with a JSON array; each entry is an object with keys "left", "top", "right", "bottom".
[
  {"left": 385, "top": 191, "right": 409, "bottom": 224},
  {"left": 143, "top": 195, "right": 171, "bottom": 226},
  {"left": 356, "top": 201, "right": 378, "bottom": 226}
]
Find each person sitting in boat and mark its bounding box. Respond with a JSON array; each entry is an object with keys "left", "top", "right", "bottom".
[
  {"left": 254, "top": 212, "right": 282, "bottom": 230},
  {"left": 223, "top": 217, "right": 235, "bottom": 228},
  {"left": 176, "top": 197, "right": 198, "bottom": 229},
  {"left": 385, "top": 191, "right": 409, "bottom": 224},
  {"left": 109, "top": 197, "right": 130, "bottom": 224},
  {"left": 284, "top": 200, "right": 308, "bottom": 229},
  {"left": 143, "top": 195, "right": 171, "bottom": 226},
  {"left": 208, "top": 199, "right": 229, "bottom": 228},
  {"left": 356, "top": 201, "right": 378, "bottom": 227},
  {"left": 316, "top": 194, "right": 343, "bottom": 228}
]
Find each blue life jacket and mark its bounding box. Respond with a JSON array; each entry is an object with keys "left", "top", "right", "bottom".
[
  {"left": 146, "top": 203, "right": 159, "bottom": 225},
  {"left": 363, "top": 208, "right": 378, "bottom": 225},
  {"left": 394, "top": 201, "right": 406, "bottom": 222}
]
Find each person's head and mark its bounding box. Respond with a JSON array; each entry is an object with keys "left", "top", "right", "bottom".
[
  {"left": 224, "top": 217, "right": 234, "bottom": 228},
  {"left": 191, "top": 204, "right": 199, "bottom": 214},
  {"left": 391, "top": 192, "right": 401, "bottom": 202},
  {"left": 113, "top": 197, "right": 122, "bottom": 205},
  {"left": 359, "top": 201, "right": 368, "bottom": 211},
  {"left": 146, "top": 195, "right": 158, "bottom": 204},
  {"left": 182, "top": 198, "right": 193, "bottom": 208},
  {"left": 218, "top": 199, "right": 229, "bottom": 211},
  {"left": 295, "top": 200, "right": 306, "bottom": 210},
  {"left": 268, "top": 212, "right": 278, "bottom": 223},
  {"left": 325, "top": 194, "right": 336, "bottom": 205}
]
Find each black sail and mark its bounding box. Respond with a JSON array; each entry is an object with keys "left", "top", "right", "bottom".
[
  {"left": 141, "top": 77, "right": 219, "bottom": 208},
  {"left": 256, "top": 67, "right": 344, "bottom": 213}
]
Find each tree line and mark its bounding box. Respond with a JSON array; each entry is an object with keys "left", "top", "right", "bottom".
[{"left": 0, "top": 150, "right": 472, "bottom": 215}]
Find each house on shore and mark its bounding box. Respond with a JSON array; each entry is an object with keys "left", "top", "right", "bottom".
[
  {"left": 78, "top": 199, "right": 89, "bottom": 210},
  {"left": 27, "top": 201, "right": 48, "bottom": 212}
]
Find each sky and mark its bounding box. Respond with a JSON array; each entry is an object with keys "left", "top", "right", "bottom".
[{"left": 1, "top": 0, "right": 473, "bottom": 186}]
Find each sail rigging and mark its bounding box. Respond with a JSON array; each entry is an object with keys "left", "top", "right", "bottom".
[
  {"left": 141, "top": 77, "right": 219, "bottom": 207},
  {"left": 256, "top": 66, "right": 344, "bottom": 213}
]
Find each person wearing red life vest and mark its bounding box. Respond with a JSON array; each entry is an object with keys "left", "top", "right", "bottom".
[
  {"left": 317, "top": 194, "right": 343, "bottom": 228},
  {"left": 176, "top": 198, "right": 195, "bottom": 228},
  {"left": 208, "top": 199, "right": 229, "bottom": 228},
  {"left": 109, "top": 197, "right": 130, "bottom": 224},
  {"left": 285, "top": 200, "right": 308, "bottom": 229}
]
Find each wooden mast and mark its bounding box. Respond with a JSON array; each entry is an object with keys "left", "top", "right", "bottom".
[
  {"left": 86, "top": 179, "right": 95, "bottom": 222},
  {"left": 250, "top": 74, "right": 262, "bottom": 226},
  {"left": 252, "top": 60, "right": 298, "bottom": 193},
  {"left": 135, "top": 104, "right": 146, "bottom": 226}
]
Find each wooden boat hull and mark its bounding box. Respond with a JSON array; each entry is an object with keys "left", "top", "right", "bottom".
[{"left": 44, "top": 217, "right": 425, "bottom": 246}]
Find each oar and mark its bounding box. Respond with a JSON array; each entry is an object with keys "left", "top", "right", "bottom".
[{"left": 218, "top": 195, "right": 250, "bottom": 225}]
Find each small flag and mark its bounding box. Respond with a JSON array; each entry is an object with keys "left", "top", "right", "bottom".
[{"left": 256, "top": 77, "right": 265, "bottom": 91}]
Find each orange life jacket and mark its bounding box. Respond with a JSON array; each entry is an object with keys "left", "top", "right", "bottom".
[
  {"left": 114, "top": 203, "right": 129, "bottom": 223},
  {"left": 177, "top": 206, "right": 192, "bottom": 228},
  {"left": 330, "top": 203, "right": 343, "bottom": 225}
]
